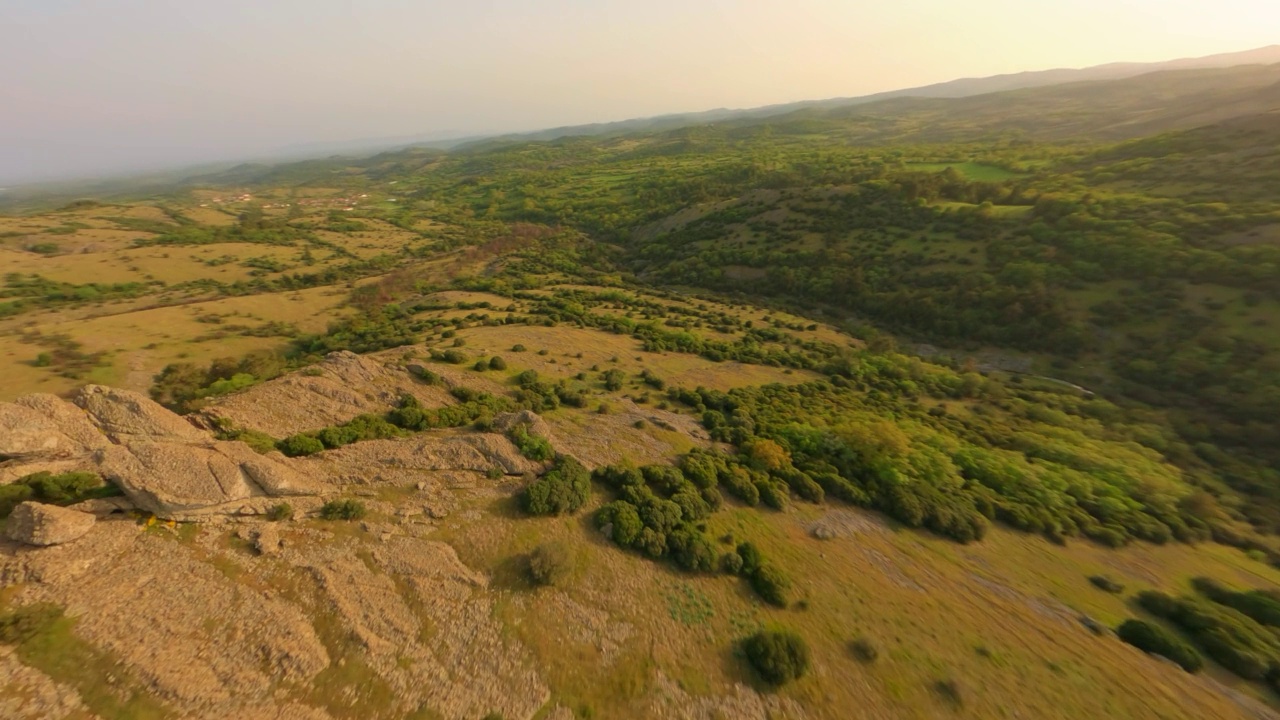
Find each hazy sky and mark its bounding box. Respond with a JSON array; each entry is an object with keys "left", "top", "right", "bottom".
[{"left": 2, "top": 0, "right": 1277, "bottom": 184}]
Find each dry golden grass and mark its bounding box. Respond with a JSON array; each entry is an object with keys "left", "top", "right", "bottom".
[{"left": 0, "top": 285, "right": 350, "bottom": 399}]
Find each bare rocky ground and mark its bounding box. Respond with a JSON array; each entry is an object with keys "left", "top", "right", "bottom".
[{"left": 0, "top": 355, "right": 765, "bottom": 720}]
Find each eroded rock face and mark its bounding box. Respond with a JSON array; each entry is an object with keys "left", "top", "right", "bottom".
[
  {"left": 73, "top": 385, "right": 207, "bottom": 444},
  {"left": 5, "top": 502, "right": 96, "bottom": 546},
  {"left": 96, "top": 442, "right": 321, "bottom": 518}
]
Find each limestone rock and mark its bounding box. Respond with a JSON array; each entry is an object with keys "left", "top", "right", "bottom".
[
  {"left": 74, "top": 385, "right": 208, "bottom": 444},
  {"left": 5, "top": 502, "right": 96, "bottom": 546}
]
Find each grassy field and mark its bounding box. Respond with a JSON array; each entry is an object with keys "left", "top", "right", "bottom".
[{"left": 434, "top": 486, "right": 1278, "bottom": 720}]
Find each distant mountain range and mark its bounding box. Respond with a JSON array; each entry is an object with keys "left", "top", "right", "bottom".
[
  {"left": 466, "top": 45, "right": 1280, "bottom": 146},
  {"left": 3, "top": 44, "right": 1277, "bottom": 210}
]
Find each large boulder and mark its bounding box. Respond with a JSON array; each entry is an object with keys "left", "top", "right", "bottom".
[
  {"left": 0, "top": 403, "right": 85, "bottom": 460},
  {"left": 6, "top": 502, "right": 96, "bottom": 546},
  {"left": 95, "top": 441, "right": 321, "bottom": 518},
  {"left": 14, "top": 393, "right": 110, "bottom": 452},
  {"left": 73, "top": 385, "right": 207, "bottom": 445}
]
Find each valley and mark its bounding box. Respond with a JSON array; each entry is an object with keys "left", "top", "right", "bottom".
[{"left": 3, "top": 59, "right": 1280, "bottom": 720}]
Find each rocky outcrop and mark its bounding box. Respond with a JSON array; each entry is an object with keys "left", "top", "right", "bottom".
[
  {"left": 303, "top": 433, "right": 542, "bottom": 484},
  {"left": 96, "top": 441, "right": 322, "bottom": 518},
  {"left": 196, "top": 351, "right": 455, "bottom": 437},
  {"left": 492, "top": 409, "right": 555, "bottom": 439},
  {"left": 0, "top": 403, "right": 87, "bottom": 461},
  {"left": 14, "top": 393, "right": 110, "bottom": 452},
  {"left": 5, "top": 502, "right": 96, "bottom": 546},
  {"left": 74, "top": 385, "right": 208, "bottom": 444}
]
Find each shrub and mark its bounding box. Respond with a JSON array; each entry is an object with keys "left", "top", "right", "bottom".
[
  {"left": 1116, "top": 619, "right": 1203, "bottom": 672},
  {"left": 315, "top": 414, "right": 402, "bottom": 449},
  {"left": 598, "top": 501, "right": 644, "bottom": 546},
  {"left": 1, "top": 471, "right": 115, "bottom": 517},
  {"left": 408, "top": 365, "right": 441, "bottom": 384},
  {"left": 509, "top": 423, "right": 555, "bottom": 462},
  {"left": 1193, "top": 577, "right": 1280, "bottom": 627},
  {"left": 850, "top": 637, "right": 878, "bottom": 663},
  {"left": 489, "top": 356, "right": 507, "bottom": 370},
  {"left": 751, "top": 563, "right": 791, "bottom": 607},
  {"left": 521, "top": 456, "right": 591, "bottom": 516},
  {"left": 224, "top": 427, "right": 278, "bottom": 454},
  {"left": 1089, "top": 575, "right": 1125, "bottom": 594},
  {"left": 511, "top": 344, "right": 526, "bottom": 352},
  {"left": 736, "top": 542, "right": 764, "bottom": 576},
  {"left": 473, "top": 360, "right": 489, "bottom": 372},
  {"left": 668, "top": 528, "right": 717, "bottom": 572},
  {"left": 743, "top": 630, "right": 810, "bottom": 685},
  {"left": 0, "top": 603, "right": 63, "bottom": 645},
  {"left": 933, "top": 679, "right": 964, "bottom": 707},
  {"left": 266, "top": 503, "right": 294, "bottom": 521},
  {"left": 277, "top": 434, "right": 325, "bottom": 457},
  {"left": 528, "top": 541, "right": 572, "bottom": 586},
  {"left": 720, "top": 552, "right": 744, "bottom": 575},
  {"left": 602, "top": 369, "right": 625, "bottom": 391},
  {"left": 319, "top": 499, "right": 367, "bottom": 521}
]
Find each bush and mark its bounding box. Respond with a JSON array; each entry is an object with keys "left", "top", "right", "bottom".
[
  {"left": 743, "top": 630, "right": 810, "bottom": 685},
  {"left": 1116, "top": 619, "right": 1203, "bottom": 672},
  {"left": 850, "top": 637, "right": 878, "bottom": 663},
  {"left": 489, "top": 356, "right": 508, "bottom": 370},
  {"left": 933, "top": 679, "right": 964, "bottom": 708},
  {"left": 1193, "top": 577, "right": 1280, "bottom": 627},
  {"left": 436, "top": 349, "right": 467, "bottom": 364},
  {"left": 319, "top": 499, "right": 367, "bottom": 521},
  {"left": 597, "top": 500, "right": 644, "bottom": 546},
  {"left": 521, "top": 456, "right": 591, "bottom": 516},
  {"left": 266, "top": 503, "right": 294, "bottom": 521},
  {"left": 1089, "top": 575, "right": 1125, "bottom": 594},
  {"left": 1, "top": 471, "right": 115, "bottom": 517},
  {"left": 668, "top": 528, "right": 717, "bottom": 572},
  {"left": 408, "top": 365, "right": 441, "bottom": 384},
  {"left": 751, "top": 563, "right": 791, "bottom": 607},
  {"left": 720, "top": 552, "right": 744, "bottom": 575},
  {"left": 509, "top": 423, "right": 555, "bottom": 462},
  {"left": 0, "top": 603, "right": 63, "bottom": 645},
  {"left": 315, "top": 414, "right": 402, "bottom": 449},
  {"left": 511, "top": 344, "right": 526, "bottom": 352},
  {"left": 528, "top": 541, "right": 572, "bottom": 586},
  {"left": 277, "top": 434, "right": 325, "bottom": 457}
]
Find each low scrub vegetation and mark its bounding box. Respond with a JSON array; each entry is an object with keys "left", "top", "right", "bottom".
[
  {"left": 0, "top": 471, "right": 119, "bottom": 518},
  {"left": 1116, "top": 619, "right": 1203, "bottom": 672},
  {"left": 319, "top": 499, "right": 367, "bottom": 521}
]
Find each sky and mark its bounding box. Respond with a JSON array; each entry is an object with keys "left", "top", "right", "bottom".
[{"left": 2, "top": 0, "right": 1277, "bottom": 184}]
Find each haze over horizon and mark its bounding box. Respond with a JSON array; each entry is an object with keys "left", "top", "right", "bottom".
[{"left": 3, "top": 0, "right": 1277, "bottom": 185}]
